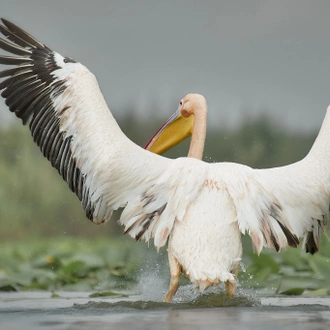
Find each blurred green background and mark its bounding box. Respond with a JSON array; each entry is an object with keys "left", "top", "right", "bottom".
[{"left": 0, "top": 108, "right": 329, "bottom": 297}]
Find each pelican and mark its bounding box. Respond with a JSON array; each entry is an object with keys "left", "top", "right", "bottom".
[{"left": 0, "top": 19, "right": 328, "bottom": 302}]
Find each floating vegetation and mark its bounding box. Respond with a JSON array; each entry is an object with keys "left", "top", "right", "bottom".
[
  {"left": 0, "top": 234, "right": 329, "bottom": 298},
  {"left": 239, "top": 233, "right": 330, "bottom": 296},
  {"left": 0, "top": 236, "right": 157, "bottom": 293},
  {"left": 89, "top": 291, "right": 128, "bottom": 298}
]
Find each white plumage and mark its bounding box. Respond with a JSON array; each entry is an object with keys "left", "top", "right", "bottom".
[{"left": 0, "top": 19, "right": 327, "bottom": 302}]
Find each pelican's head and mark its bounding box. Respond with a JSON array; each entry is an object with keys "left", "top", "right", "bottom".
[
  {"left": 179, "top": 93, "right": 207, "bottom": 118},
  {"left": 145, "top": 94, "right": 206, "bottom": 155}
]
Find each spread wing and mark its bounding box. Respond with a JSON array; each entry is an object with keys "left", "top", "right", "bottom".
[
  {"left": 217, "top": 161, "right": 328, "bottom": 254},
  {"left": 0, "top": 19, "right": 98, "bottom": 213},
  {"left": 0, "top": 18, "right": 208, "bottom": 248}
]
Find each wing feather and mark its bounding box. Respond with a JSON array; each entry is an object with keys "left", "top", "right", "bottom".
[
  {"left": 0, "top": 18, "right": 196, "bottom": 248},
  {"left": 120, "top": 158, "right": 206, "bottom": 247},
  {"left": 0, "top": 24, "right": 34, "bottom": 48},
  {"left": 0, "top": 37, "right": 32, "bottom": 55},
  {"left": 0, "top": 19, "right": 108, "bottom": 223},
  {"left": 0, "top": 55, "right": 31, "bottom": 65},
  {"left": 0, "top": 65, "right": 33, "bottom": 78},
  {"left": 219, "top": 162, "right": 327, "bottom": 254},
  {"left": 1, "top": 18, "right": 44, "bottom": 48}
]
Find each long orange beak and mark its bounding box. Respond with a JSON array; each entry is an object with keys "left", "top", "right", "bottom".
[{"left": 144, "top": 109, "right": 194, "bottom": 155}]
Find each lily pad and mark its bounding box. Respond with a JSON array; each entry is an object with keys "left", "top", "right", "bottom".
[
  {"left": 280, "top": 287, "right": 304, "bottom": 295},
  {"left": 51, "top": 291, "right": 60, "bottom": 298},
  {"left": 89, "top": 291, "right": 128, "bottom": 298},
  {"left": 303, "top": 288, "right": 329, "bottom": 297}
]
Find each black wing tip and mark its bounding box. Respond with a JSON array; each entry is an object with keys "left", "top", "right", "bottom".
[
  {"left": 305, "top": 246, "right": 318, "bottom": 255},
  {"left": 274, "top": 219, "right": 300, "bottom": 248},
  {"left": 0, "top": 18, "right": 45, "bottom": 49},
  {"left": 1, "top": 18, "right": 10, "bottom": 25},
  {"left": 0, "top": 18, "right": 92, "bottom": 227},
  {"left": 305, "top": 232, "right": 319, "bottom": 255},
  {"left": 1, "top": 18, "right": 19, "bottom": 31},
  {"left": 123, "top": 203, "right": 167, "bottom": 241}
]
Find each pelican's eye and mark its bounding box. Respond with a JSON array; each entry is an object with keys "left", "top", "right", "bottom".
[{"left": 178, "top": 99, "right": 184, "bottom": 113}]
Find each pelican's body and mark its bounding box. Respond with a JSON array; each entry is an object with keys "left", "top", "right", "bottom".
[
  {"left": 0, "top": 19, "right": 327, "bottom": 302},
  {"left": 168, "top": 165, "right": 243, "bottom": 291}
]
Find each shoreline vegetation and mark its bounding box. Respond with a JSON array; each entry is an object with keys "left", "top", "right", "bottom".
[{"left": 0, "top": 235, "right": 329, "bottom": 296}]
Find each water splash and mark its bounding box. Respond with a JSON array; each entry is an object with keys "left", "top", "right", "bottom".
[
  {"left": 240, "top": 261, "right": 246, "bottom": 273},
  {"left": 172, "top": 283, "right": 260, "bottom": 307},
  {"left": 135, "top": 259, "right": 168, "bottom": 302},
  {"left": 72, "top": 284, "right": 260, "bottom": 314},
  {"left": 73, "top": 288, "right": 260, "bottom": 313}
]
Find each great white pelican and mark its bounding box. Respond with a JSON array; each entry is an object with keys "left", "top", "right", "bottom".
[{"left": 0, "top": 19, "right": 328, "bottom": 302}]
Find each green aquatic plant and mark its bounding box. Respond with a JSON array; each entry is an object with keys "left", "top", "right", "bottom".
[
  {"left": 239, "top": 234, "right": 330, "bottom": 296},
  {"left": 0, "top": 234, "right": 329, "bottom": 297}
]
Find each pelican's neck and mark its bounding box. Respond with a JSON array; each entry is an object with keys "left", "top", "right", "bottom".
[{"left": 188, "top": 107, "right": 207, "bottom": 160}]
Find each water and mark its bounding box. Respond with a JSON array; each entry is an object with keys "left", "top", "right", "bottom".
[{"left": 0, "top": 289, "right": 329, "bottom": 329}]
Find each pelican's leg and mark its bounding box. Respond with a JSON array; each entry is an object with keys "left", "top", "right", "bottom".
[
  {"left": 163, "top": 250, "right": 180, "bottom": 302},
  {"left": 225, "top": 270, "right": 238, "bottom": 297},
  {"left": 225, "top": 279, "right": 236, "bottom": 297}
]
